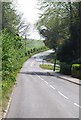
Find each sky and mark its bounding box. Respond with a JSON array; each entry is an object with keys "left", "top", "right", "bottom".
[{"left": 14, "top": 0, "right": 43, "bottom": 40}]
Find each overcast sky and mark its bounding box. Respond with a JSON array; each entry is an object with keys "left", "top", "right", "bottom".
[{"left": 14, "top": 0, "right": 43, "bottom": 40}]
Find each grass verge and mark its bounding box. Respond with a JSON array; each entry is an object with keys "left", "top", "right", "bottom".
[{"left": 40, "top": 64, "right": 60, "bottom": 72}]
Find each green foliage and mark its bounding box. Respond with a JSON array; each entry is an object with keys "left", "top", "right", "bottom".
[
  {"left": 37, "top": 1, "right": 81, "bottom": 69},
  {"left": 57, "top": 23, "right": 80, "bottom": 64},
  {"left": 72, "top": 64, "right": 81, "bottom": 70},
  {"left": 1, "top": 29, "right": 25, "bottom": 111},
  {"left": 2, "top": 29, "right": 25, "bottom": 81},
  {"left": 60, "top": 62, "right": 71, "bottom": 75},
  {"left": 56, "top": 39, "right": 73, "bottom": 64},
  {"left": 40, "top": 63, "right": 60, "bottom": 71},
  {"left": 2, "top": 29, "right": 47, "bottom": 111},
  {"left": 37, "top": 2, "right": 73, "bottom": 50},
  {"left": 71, "top": 64, "right": 81, "bottom": 79},
  {"left": 2, "top": 2, "right": 20, "bottom": 33},
  {"left": 2, "top": 30, "right": 46, "bottom": 83}
]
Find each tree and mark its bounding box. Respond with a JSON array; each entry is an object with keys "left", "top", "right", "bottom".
[
  {"left": 37, "top": 1, "right": 81, "bottom": 67},
  {"left": 2, "top": 2, "right": 19, "bottom": 33},
  {"left": 79, "top": 2, "right": 81, "bottom": 57},
  {"left": 2, "top": 2, "right": 29, "bottom": 35},
  {"left": 37, "top": 2, "right": 71, "bottom": 70},
  {"left": 57, "top": 2, "right": 81, "bottom": 64}
]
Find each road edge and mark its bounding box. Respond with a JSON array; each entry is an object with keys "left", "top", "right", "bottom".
[{"left": 48, "top": 72, "right": 81, "bottom": 86}]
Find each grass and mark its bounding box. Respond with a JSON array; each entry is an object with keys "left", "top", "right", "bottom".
[
  {"left": 40, "top": 64, "right": 54, "bottom": 70},
  {"left": 40, "top": 64, "right": 60, "bottom": 72}
]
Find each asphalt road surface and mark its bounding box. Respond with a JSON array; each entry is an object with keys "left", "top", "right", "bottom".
[{"left": 6, "top": 50, "right": 80, "bottom": 118}]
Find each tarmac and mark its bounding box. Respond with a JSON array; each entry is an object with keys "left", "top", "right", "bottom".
[{"left": 48, "top": 71, "right": 81, "bottom": 86}]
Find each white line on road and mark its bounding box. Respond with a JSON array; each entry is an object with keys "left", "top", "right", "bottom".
[
  {"left": 74, "top": 103, "right": 81, "bottom": 108},
  {"left": 37, "top": 75, "right": 43, "bottom": 80},
  {"left": 36, "top": 74, "right": 44, "bottom": 81},
  {"left": 40, "top": 78, "right": 44, "bottom": 81},
  {"left": 50, "top": 85, "right": 55, "bottom": 90},
  {"left": 58, "top": 91, "right": 69, "bottom": 100},
  {"left": 37, "top": 75, "right": 41, "bottom": 79},
  {"left": 44, "top": 81, "right": 48, "bottom": 84}
]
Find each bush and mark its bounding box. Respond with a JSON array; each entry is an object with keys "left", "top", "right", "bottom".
[
  {"left": 60, "top": 62, "right": 71, "bottom": 75},
  {"left": 28, "top": 50, "right": 30, "bottom": 54},
  {"left": 71, "top": 64, "right": 81, "bottom": 79},
  {"left": 33, "top": 48, "right": 36, "bottom": 52}
]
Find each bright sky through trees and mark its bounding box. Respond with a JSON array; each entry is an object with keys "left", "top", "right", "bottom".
[
  {"left": 14, "top": 0, "right": 42, "bottom": 40},
  {"left": 16, "top": 0, "right": 39, "bottom": 24}
]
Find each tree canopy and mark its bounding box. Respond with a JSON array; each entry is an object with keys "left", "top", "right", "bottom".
[{"left": 37, "top": 1, "right": 81, "bottom": 64}]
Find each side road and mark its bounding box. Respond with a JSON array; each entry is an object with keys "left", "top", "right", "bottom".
[{"left": 47, "top": 71, "right": 81, "bottom": 86}]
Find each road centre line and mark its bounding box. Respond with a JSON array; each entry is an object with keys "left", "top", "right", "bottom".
[
  {"left": 40, "top": 78, "right": 44, "bottom": 81},
  {"left": 33, "top": 73, "right": 81, "bottom": 109},
  {"left": 50, "top": 85, "right": 55, "bottom": 90},
  {"left": 36, "top": 74, "right": 56, "bottom": 90},
  {"left": 74, "top": 103, "right": 81, "bottom": 108},
  {"left": 35, "top": 74, "right": 44, "bottom": 81},
  {"left": 58, "top": 91, "right": 69, "bottom": 100},
  {"left": 37, "top": 75, "right": 41, "bottom": 79},
  {"left": 44, "top": 81, "right": 48, "bottom": 84}
]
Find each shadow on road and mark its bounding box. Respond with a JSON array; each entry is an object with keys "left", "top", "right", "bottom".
[{"left": 19, "top": 71, "right": 55, "bottom": 77}]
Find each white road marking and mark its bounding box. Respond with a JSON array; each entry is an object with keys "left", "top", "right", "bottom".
[
  {"left": 50, "top": 85, "right": 55, "bottom": 90},
  {"left": 40, "top": 78, "right": 44, "bottom": 81},
  {"left": 58, "top": 91, "right": 69, "bottom": 100},
  {"left": 74, "top": 103, "right": 81, "bottom": 108},
  {"left": 36, "top": 74, "right": 44, "bottom": 81},
  {"left": 32, "top": 72, "right": 80, "bottom": 110},
  {"left": 44, "top": 81, "right": 48, "bottom": 84},
  {"left": 37, "top": 76, "right": 41, "bottom": 79},
  {"left": 33, "top": 73, "right": 81, "bottom": 110}
]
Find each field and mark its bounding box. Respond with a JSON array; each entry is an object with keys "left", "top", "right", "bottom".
[{"left": 25, "top": 40, "right": 45, "bottom": 51}]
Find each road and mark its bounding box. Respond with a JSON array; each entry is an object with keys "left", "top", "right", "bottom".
[{"left": 6, "top": 50, "right": 80, "bottom": 118}]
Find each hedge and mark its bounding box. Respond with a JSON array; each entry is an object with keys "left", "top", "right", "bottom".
[
  {"left": 60, "top": 62, "right": 71, "bottom": 75},
  {"left": 71, "top": 64, "right": 81, "bottom": 79}
]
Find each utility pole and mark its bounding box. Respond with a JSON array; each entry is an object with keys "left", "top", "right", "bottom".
[
  {"left": 25, "top": 35, "right": 27, "bottom": 56},
  {"left": 53, "top": 51, "right": 56, "bottom": 71}
]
